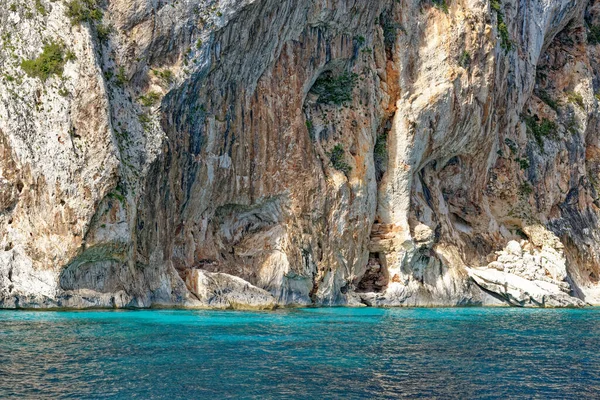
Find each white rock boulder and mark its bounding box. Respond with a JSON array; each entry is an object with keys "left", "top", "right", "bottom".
[
  {"left": 467, "top": 267, "right": 584, "bottom": 307},
  {"left": 184, "top": 269, "right": 277, "bottom": 310},
  {"left": 505, "top": 240, "right": 523, "bottom": 256}
]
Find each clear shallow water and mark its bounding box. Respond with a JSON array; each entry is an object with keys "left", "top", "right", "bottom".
[{"left": 0, "top": 308, "right": 599, "bottom": 399}]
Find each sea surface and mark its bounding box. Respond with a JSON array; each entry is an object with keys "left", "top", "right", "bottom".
[{"left": 0, "top": 307, "right": 599, "bottom": 399}]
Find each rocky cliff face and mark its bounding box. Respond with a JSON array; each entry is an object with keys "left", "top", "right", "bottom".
[{"left": 2, "top": 0, "right": 600, "bottom": 308}]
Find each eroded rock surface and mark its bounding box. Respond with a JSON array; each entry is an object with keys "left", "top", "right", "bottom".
[
  {"left": 467, "top": 236, "right": 585, "bottom": 307},
  {"left": 1, "top": 0, "right": 600, "bottom": 308},
  {"left": 185, "top": 269, "right": 277, "bottom": 310}
]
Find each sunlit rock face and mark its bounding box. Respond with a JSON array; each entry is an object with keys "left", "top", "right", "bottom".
[{"left": 1, "top": 0, "right": 600, "bottom": 308}]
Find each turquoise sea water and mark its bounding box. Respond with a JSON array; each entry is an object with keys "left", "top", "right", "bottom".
[{"left": 0, "top": 307, "right": 599, "bottom": 399}]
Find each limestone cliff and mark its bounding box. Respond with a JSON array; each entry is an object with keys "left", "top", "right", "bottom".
[{"left": 2, "top": 0, "right": 600, "bottom": 308}]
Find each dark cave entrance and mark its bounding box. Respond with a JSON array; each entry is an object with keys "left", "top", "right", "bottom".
[{"left": 356, "top": 252, "right": 389, "bottom": 293}]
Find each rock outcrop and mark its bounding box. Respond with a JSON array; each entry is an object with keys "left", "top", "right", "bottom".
[
  {"left": 1, "top": 0, "right": 600, "bottom": 308},
  {"left": 185, "top": 269, "right": 277, "bottom": 310},
  {"left": 467, "top": 237, "right": 585, "bottom": 307}
]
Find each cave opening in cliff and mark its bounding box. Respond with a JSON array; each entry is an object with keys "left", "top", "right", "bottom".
[{"left": 356, "top": 252, "right": 389, "bottom": 293}]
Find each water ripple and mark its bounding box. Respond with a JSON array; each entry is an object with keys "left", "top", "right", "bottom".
[{"left": 0, "top": 308, "right": 599, "bottom": 399}]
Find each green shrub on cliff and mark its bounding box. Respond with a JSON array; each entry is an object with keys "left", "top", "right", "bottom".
[
  {"left": 567, "top": 91, "right": 584, "bottom": 109},
  {"left": 432, "top": 0, "right": 449, "bottom": 13},
  {"left": 588, "top": 24, "right": 600, "bottom": 45},
  {"left": 65, "top": 0, "right": 102, "bottom": 25},
  {"left": 374, "top": 132, "right": 388, "bottom": 180},
  {"left": 491, "top": 0, "right": 512, "bottom": 52},
  {"left": 21, "top": 42, "right": 66, "bottom": 81},
  {"left": 96, "top": 23, "right": 113, "bottom": 43},
  {"left": 524, "top": 115, "right": 557, "bottom": 148},
  {"left": 380, "top": 16, "right": 402, "bottom": 50},
  {"left": 491, "top": 0, "right": 501, "bottom": 12},
  {"left": 153, "top": 69, "right": 174, "bottom": 85},
  {"left": 459, "top": 50, "right": 471, "bottom": 68},
  {"left": 374, "top": 132, "right": 388, "bottom": 165},
  {"left": 515, "top": 157, "right": 529, "bottom": 170},
  {"left": 138, "top": 91, "right": 161, "bottom": 107},
  {"left": 115, "top": 66, "right": 127, "bottom": 86},
  {"left": 518, "top": 182, "right": 533, "bottom": 196},
  {"left": 35, "top": 0, "right": 47, "bottom": 16},
  {"left": 328, "top": 144, "right": 352, "bottom": 174},
  {"left": 311, "top": 72, "right": 358, "bottom": 106},
  {"left": 537, "top": 90, "right": 559, "bottom": 111}
]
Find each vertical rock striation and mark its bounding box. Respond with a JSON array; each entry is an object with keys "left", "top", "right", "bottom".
[{"left": 1, "top": 0, "right": 600, "bottom": 308}]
